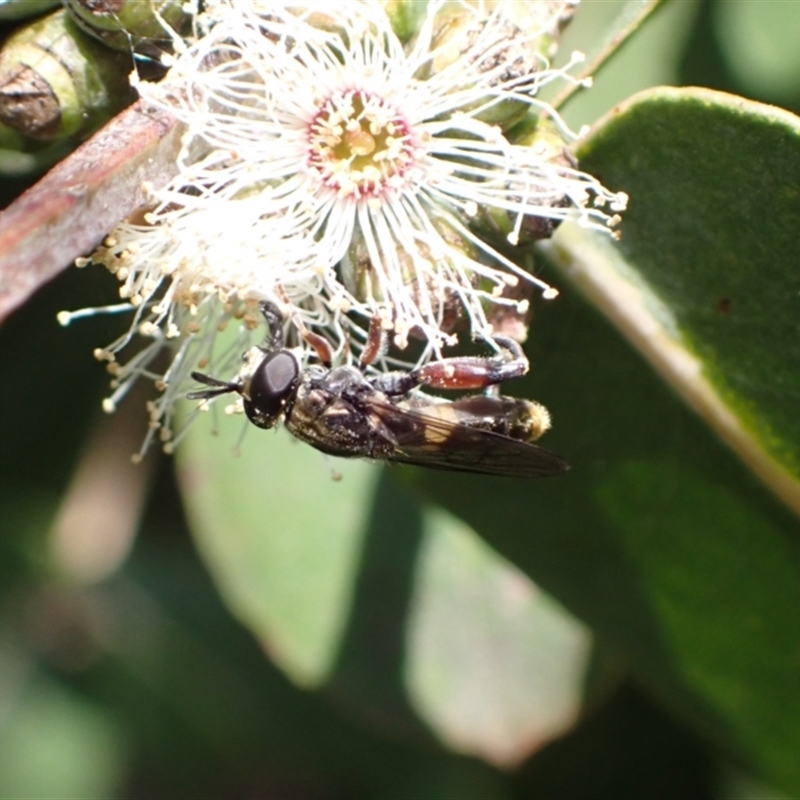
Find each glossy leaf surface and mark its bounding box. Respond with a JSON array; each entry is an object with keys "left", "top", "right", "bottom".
[{"left": 423, "top": 86, "right": 800, "bottom": 790}]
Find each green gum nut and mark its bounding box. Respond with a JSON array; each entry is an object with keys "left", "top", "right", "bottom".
[
  {"left": 381, "top": 0, "right": 431, "bottom": 43},
  {"left": 476, "top": 119, "right": 575, "bottom": 246},
  {"left": 0, "top": 0, "right": 60, "bottom": 22},
  {"left": 342, "top": 216, "right": 478, "bottom": 340},
  {"left": 0, "top": 8, "right": 133, "bottom": 140},
  {"left": 341, "top": 231, "right": 387, "bottom": 308},
  {"left": 62, "top": 0, "right": 193, "bottom": 53},
  {"left": 418, "top": 0, "right": 575, "bottom": 132}
]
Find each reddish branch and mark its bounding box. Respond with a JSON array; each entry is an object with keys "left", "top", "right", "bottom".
[{"left": 0, "top": 99, "right": 182, "bottom": 322}]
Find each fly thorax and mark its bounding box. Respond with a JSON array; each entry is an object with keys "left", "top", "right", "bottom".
[{"left": 319, "top": 365, "right": 371, "bottom": 395}]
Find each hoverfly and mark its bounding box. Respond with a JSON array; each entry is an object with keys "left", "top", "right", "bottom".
[{"left": 188, "top": 302, "right": 568, "bottom": 479}]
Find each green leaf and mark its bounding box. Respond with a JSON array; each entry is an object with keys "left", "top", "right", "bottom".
[
  {"left": 559, "top": 86, "right": 800, "bottom": 511},
  {"left": 177, "top": 414, "right": 376, "bottom": 687},
  {"left": 0, "top": 667, "right": 128, "bottom": 798},
  {"left": 322, "top": 465, "right": 595, "bottom": 765},
  {"left": 597, "top": 457, "right": 800, "bottom": 779},
  {"left": 415, "top": 86, "right": 800, "bottom": 792},
  {"left": 179, "top": 412, "right": 593, "bottom": 764},
  {"left": 405, "top": 506, "right": 591, "bottom": 766},
  {"left": 412, "top": 272, "right": 800, "bottom": 792},
  {"left": 713, "top": 0, "right": 800, "bottom": 101},
  {"left": 552, "top": 0, "right": 690, "bottom": 123}
]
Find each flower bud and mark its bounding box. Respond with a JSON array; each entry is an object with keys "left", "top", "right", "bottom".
[
  {"left": 0, "top": 9, "right": 133, "bottom": 140},
  {"left": 421, "top": 0, "right": 577, "bottom": 131},
  {"left": 476, "top": 119, "right": 577, "bottom": 246},
  {"left": 380, "top": 0, "right": 431, "bottom": 43},
  {"left": 63, "top": 0, "right": 193, "bottom": 55}
]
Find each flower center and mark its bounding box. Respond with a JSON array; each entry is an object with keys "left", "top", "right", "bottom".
[{"left": 307, "top": 90, "right": 416, "bottom": 198}]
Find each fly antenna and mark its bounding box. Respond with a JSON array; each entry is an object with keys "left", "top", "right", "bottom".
[{"left": 187, "top": 371, "right": 242, "bottom": 401}]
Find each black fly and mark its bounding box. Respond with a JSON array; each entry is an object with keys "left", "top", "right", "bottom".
[{"left": 188, "top": 302, "right": 568, "bottom": 478}]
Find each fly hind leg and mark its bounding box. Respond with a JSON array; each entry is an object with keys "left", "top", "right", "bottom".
[
  {"left": 370, "top": 336, "right": 529, "bottom": 397},
  {"left": 412, "top": 336, "right": 529, "bottom": 391}
]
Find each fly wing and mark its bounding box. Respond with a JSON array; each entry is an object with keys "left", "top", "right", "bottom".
[{"left": 367, "top": 398, "right": 569, "bottom": 478}]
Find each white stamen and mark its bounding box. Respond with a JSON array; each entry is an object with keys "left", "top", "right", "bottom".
[{"left": 73, "top": 0, "right": 625, "bottom": 451}]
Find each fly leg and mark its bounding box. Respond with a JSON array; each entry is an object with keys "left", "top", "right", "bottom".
[
  {"left": 258, "top": 300, "right": 334, "bottom": 365},
  {"left": 412, "top": 336, "right": 528, "bottom": 390},
  {"left": 257, "top": 301, "right": 285, "bottom": 352},
  {"left": 370, "top": 335, "right": 529, "bottom": 397}
]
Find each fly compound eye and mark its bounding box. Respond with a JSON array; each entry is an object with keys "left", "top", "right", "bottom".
[{"left": 243, "top": 351, "right": 300, "bottom": 428}]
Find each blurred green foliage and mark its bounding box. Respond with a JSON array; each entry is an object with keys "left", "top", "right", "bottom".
[{"left": 1, "top": 1, "right": 799, "bottom": 796}]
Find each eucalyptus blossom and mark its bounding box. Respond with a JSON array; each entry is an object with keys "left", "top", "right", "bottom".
[{"left": 66, "top": 0, "right": 626, "bottom": 453}]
